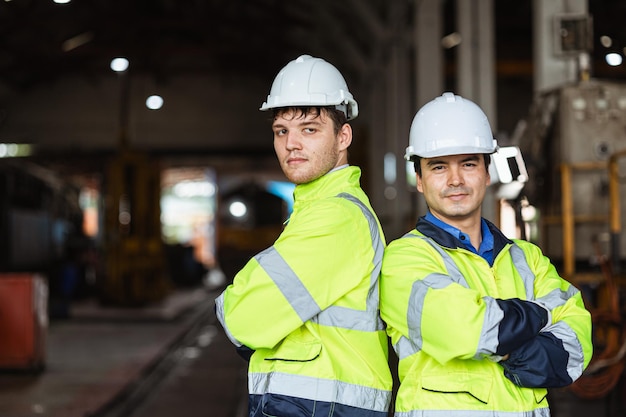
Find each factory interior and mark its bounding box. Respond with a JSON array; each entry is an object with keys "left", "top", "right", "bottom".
[{"left": 0, "top": 0, "right": 625, "bottom": 416}]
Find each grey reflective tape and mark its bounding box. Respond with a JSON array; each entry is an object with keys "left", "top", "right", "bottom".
[
  {"left": 255, "top": 246, "right": 321, "bottom": 322},
  {"left": 336, "top": 193, "right": 385, "bottom": 280},
  {"left": 396, "top": 233, "right": 470, "bottom": 358},
  {"left": 565, "top": 284, "right": 580, "bottom": 299},
  {"left": 403, "top": 279, "right": 427, "bottom": 359},
  {"left": 249, "top": 372, "right": 391, "bottom": 413},
  {"left": 408, "top": 234, "right": 469, "bottom": 287},
  {"left": 544, "top": 320, "right": 586, "bottom": 381},
  {"left": 422, "top": 272, "right": 457, "bottom": 289},
  {"left": 398, "top": 273, "right": 452, "bottom": 359},
  {"left": 313, "top": 193, "right": 385, "bottom": 331},
  {"left": 395, "top": 335, "right": 419, "bottom": 360},
  {"left": 313, "top": 304, "right": 386, "bottom": 331},
  {"left": 398, "top": 233, "right": 505, "bottom": 360},
  {"left": 536, "top": 286, "right": 579, "bottom": 311},
  {"left": 395, "top": 407, "right": 550, "bottom": 417},
  {"left": 258, "top": 193, "right": 385, "bottom": 332},
  {"left": 214, "top": 292, "right": 243, "bottom": 347},
  {"left": 475, "top": 296, "right": 505, "bottom": 358},
  {"left": 509, "top": 244, "right": 535, "bottom": 300}
]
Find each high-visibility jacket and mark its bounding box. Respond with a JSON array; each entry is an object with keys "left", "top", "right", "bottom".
[
  {"left": 215, "top": 166, "right": 392, "bottom": 417},
  {"left": 380, "top": 217, "right": 593, "bottom": 417}
]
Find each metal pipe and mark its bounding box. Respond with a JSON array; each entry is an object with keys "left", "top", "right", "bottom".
[{"left": 608, "top": 149, "right": 626, "bottom": 274}]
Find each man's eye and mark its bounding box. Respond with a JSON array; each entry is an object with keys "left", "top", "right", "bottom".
[{"left": 304, "top": 128, "right": 315, "bottom": 134}]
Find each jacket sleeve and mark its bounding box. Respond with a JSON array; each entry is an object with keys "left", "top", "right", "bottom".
[
  {"left": 216, "top": 198, "right": 378, "bottom": 350},
  {"left": 380, "top": 236, "right": 549, "bottom": 365},
  {"left": 499, "top": 241, "right": 593, "bottom": 387},
  {"left": 493, "top": 297, "right": 551, "bottom": 355},
  {"left": 500, "top": 330, "right": 572, "bottom": 387}
]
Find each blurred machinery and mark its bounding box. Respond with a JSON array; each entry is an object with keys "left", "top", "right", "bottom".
[
  {"left": 520, "top": 79, "right": 626, "bottom": 280},
  {"left": 0, "top": 161, "right": 84, "bottom": 369},
  {"left": 0, "top": 273, "right": 47, "bottom": 371},
  {"left": 101, "top": 150, "right": 170, "bottom": 306},
  {"left": 518, "top": 79, "right": 626, "bottom": 399},
  {"left": 0, "top": 160, "right": 83, "bottom": 273},
  {"left": 216, "top": 182, "right": 288, "bottom": 282}
]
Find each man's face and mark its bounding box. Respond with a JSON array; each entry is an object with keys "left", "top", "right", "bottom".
[
  {"left": 416, "top": 153, "right": 490, "bottom": 227},
  {"left": 272, "top": 109, "right": 351, "bottom": 185}
]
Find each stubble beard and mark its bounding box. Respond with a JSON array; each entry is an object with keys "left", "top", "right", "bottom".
[{"left": 281, "top": 148, "right": 340, "bottom": 185}]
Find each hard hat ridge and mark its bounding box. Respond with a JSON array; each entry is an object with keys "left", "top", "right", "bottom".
[
  {"left": 260, "top": 54, "right": 359, "bottom": 120},
  {"left": 405, "top": 92, "right": 498, "bottom": 160}
]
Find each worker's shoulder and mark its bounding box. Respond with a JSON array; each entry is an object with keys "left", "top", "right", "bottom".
[
  {"left": 510, "top": 237, "right": 542, "bottom": 252},
  {"left": 386, "top": 230, "right": 435, "bottom": 250}
]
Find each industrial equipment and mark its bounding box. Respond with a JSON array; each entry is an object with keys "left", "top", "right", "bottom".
[
  {"left": 0, "top": 274, "right": 47, "bottom": 371},
  {"left": 520, "top": 79, "right": 626, "bottom": 281},
  {"left": 216, "top": 182, "right": 287, "bottom": 281},
  {"left": 518, "top": 79, "right": 626, "bottom": 399},
  {"left": 101, "top": 150, "right": 170, "bottom": 306}
]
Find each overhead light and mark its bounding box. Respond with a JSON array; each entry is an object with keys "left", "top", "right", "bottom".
[
  {"left": 600, "top": 35, "right": 612, "bottom": 48},
  {"left": 53, "top": 0, "right": 71, "bottom": 4},
  {"left": 110, "top": 57, "right": 129, "bottom": 72},
  {"left": 605, "top": 53, "right": 623, "bottom": 67},
  {"left": 229, "top": 201, "right": 247, "bottom": 218},
  {"left": 146, "top": 95, "right": 164, "bottom": 110},
  {"left": 0, "top": 143, "right": 33, "bottom": 157}
]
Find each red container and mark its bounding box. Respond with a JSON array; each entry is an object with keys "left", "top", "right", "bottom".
[{"left": 0, "top": 273, "right": 47, "bottom": 371}]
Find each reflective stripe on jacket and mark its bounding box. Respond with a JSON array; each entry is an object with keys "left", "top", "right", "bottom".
[
  {"left": 215, "top": 166, "right": 392, "bottom": 415},
  {"left": 380, "top": 217, "right": 592, "bottom": 417}
]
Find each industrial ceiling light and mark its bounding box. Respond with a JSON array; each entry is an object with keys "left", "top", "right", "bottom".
[
  {"left": 110, "top": 57, "right": 129, "bottom": 72},
  {"left": 146, "top": 95, "right": 164, "bottom": 110},
  {"left": 605, "top": 52, "right": 623, "bottom": 66},
  {"left": 600, "top": 35, "right": 612, "bottom": 48}
]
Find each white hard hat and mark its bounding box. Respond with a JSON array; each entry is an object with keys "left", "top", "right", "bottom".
[
  {"left": 260, "top": 54, "right": 358, "bottom": 120},
  {"left": 405, "top": 92, "right": 498, "bottom": 160}
]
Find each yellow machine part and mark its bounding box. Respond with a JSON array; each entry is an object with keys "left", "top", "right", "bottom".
[{"left": 102, "top": 150, "right": 171, "bottom": 306}]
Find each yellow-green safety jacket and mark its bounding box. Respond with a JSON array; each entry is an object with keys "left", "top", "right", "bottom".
[
  {"left": 380, "top": 217, "right": 593, "bottom": 417},
  {"left": 215, "top": 166, "right": 392, "bottom": 416}
]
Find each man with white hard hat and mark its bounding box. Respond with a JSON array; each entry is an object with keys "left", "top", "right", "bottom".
[
  {"left": 380, "top": 92, "right": 592, "bottom": 416},
  {"left": 216, "top": 55, "right": 392, "bottom": 417}
]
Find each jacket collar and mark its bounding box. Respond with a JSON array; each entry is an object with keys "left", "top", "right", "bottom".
[
  {"left": 293, "top": 165, "right": 361, "bottom": 202},
  {"left": 415, "top": 216, "right": 513, "bottom": 257}
]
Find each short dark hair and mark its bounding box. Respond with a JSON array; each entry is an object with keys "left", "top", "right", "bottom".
[
  {"left": 413, "top": 154, "right": 492, "bottom": 177},
  {"left": 271, "top": 106, "right": 348, "bottom": 136}
]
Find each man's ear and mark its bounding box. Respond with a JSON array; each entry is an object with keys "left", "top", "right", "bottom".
[
  {"left": 416, "top": 173, "right": 423, "bottom": 193},
  {"left": 338, "top": 123, "right": 352, "bottom": 151}
]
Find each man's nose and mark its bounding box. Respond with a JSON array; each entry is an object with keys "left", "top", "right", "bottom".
[
  {"left": 285, "top": 132, "right": 302, "bottom": 150},
  {"left": 448, "top": 167, "right": 464, "bottom": 186}
]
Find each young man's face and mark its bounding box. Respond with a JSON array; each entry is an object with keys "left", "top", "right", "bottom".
[
  {"left": 272, "top": 108, "right": 351, "bottom": 185},
  {"left": 416, "top": 153, "right": 490, "bottom": 227}
]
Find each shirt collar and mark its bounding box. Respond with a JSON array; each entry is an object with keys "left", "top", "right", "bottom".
[{"left": 424, "top": 212, "right": 494, "bottom": 259}]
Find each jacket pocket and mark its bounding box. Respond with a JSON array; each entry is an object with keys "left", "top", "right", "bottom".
[
  {"left": 421, "top": 372, "right": 493, "bottom": 404},
  {"left": 265, "top": 328, "right": 322, "bottom": 362}
]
